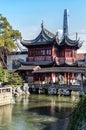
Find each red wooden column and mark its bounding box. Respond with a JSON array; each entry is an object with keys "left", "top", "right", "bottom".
[
  {"left": 52, "top": 47, "right": 55, "bottom": 58},
  {"left": 50, "top": 73, "right": 53, "bottom": 84},
  {"left": 64, "top": 73, "right": 67, "bottom": 84},
  {"left": 51, "top": 73, "right": 56, "bottom": 83},
  {"left": 68, "top": 73, "right": 70, "bottom": 85},
  {"left": 72, "top": 73, "right": 75, "bottom": 85}
]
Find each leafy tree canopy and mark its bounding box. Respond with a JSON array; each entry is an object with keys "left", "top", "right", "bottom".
[
  {"left": 0, "top": 67, "right": 10, "bottom": 83},
  {"left": 0, "top": 14, "right": 22, "bottom": 52},
  {"left": 8, "top": 72, "right": 24, "bottom": 87},
  {"left": 0, "top": 67, "right": 24, "bottom": 87}
]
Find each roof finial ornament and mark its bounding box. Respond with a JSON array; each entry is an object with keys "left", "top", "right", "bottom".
[{"left": 41, "top": 20, "right": 44, "bottom": 29}]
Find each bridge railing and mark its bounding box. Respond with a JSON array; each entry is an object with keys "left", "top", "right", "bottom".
[{"left": 29, "top": 84, "right": 82, "bottom": 91}]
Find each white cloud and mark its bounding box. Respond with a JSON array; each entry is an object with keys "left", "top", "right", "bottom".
[
  {"left": 21, "top": 25, "right": 40, "bottom": 40},
  {"left": 68, "top": 32, "right": 86, "bottom": 54},
  {"left": 77, "top": 33, "right": 86, "bottom": 53}
]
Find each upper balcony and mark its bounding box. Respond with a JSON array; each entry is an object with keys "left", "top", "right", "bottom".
[{"left": 55, "top": 57, "right": 76, "bottom": 65}]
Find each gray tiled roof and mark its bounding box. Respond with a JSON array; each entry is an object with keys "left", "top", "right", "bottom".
[
  {"left": 32, "top": 67, "right": 86, "bottom": 73},
  {"left": 21, "top": 27, "right": 55, "bottom": 47}
]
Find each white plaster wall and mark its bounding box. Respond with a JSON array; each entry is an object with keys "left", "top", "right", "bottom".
[{"left": 7, "top": 54, "right": 27, "bottom": 70}]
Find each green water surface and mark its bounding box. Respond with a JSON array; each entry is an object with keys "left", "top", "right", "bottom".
[{"left": 0, "top": 93, "right": 79, "bottom": 130}]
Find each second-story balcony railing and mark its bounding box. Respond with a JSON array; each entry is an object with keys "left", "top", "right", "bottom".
[{"left": 55, "top": 57, "right": 75, "bottom": 65}]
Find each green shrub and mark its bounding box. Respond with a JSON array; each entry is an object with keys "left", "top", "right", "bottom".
[{"left": 67, "top": 94, "right": 86, "bottom": 130}]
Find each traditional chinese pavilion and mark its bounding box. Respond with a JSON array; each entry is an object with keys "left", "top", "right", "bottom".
[{"left": 20, "top": 9, "right": 85, "bottom": 87}]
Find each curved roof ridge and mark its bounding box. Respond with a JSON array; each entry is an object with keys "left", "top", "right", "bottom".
[
  {"left": 57, "top": 34, "right": 83, "bottom": 49},
  {"left": 65, "top": 35, "right": 80, "bottom": 45},
  {"left": 21, "top": 26, "right": 55, "bottom": 46},
  {"left": 21, "top": 31, "right": 42, "bottom": 44},
  {"left": 20, "top": 60, "right": 54, "bottom": 66}
]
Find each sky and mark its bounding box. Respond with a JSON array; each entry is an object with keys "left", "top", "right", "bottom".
[{"left": 0, "top": 0, "right": 86, "bottom": 53}]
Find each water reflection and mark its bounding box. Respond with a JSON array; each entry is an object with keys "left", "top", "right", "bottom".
[
  {"left": 0, "top": 105, "right": 12, "bottom": 130},
  {"left": 0, "top": 94, "right": 79, "bottom": 130}
]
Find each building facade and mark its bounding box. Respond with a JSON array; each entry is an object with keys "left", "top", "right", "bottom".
[{"left": 19, "top": 9, "right": 86, "bottom": 88}]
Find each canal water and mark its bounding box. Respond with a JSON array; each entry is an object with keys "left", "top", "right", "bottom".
[{"left": 0, "top": 93, "right": 79, "bottom": 130}]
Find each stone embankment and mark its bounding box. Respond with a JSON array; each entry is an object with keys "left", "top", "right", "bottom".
[{"left": 12, "top": 83, "right": 30, "bottom": 97}]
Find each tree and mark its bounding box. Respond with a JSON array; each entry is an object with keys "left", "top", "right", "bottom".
[
  {"left": 0, "top": 67, "right": 23, "bottom": 87},
  {"left": 0, "top": 67, "right": 10, "bottom": 84},
  {"left": 67, "top": 94, "right": 86, "bottom": 130},
  {"left": 0, "top": 14, "right": 22, "bottom": 68},
  {"left": 8, "top": 72, "right": 24, "bottom": 87}
]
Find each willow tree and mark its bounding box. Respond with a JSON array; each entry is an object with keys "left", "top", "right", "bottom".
[{"left": 0, "top": 14, "right": 22, "bottom": 68}]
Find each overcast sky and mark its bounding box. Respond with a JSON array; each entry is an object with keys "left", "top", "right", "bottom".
[{"left": 0, "top": 0, "right": 86, "bottom": 53}]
